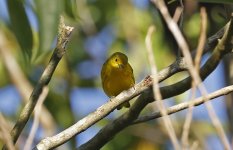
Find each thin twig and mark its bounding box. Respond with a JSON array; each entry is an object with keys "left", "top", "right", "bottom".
[
  {"left": 152, "top": 1, "right": 231, "bottom": 149},
  {"left": 24, "top": 87, "right": 49, "bottom": 150},
  {"left": 195, "top": 7, "right": 207, "bottom": 71},
  {"left": 34, "top": 51, "right": 188, "bottom": 149},
  {"left": 178, "top": 0, "right": 184, "bottom": 27},
  {"left": 34, "top": 59, "right": 186, "bottom": 149},
  {"left": 78, "top": 18, "right": 232, "bottom": 149},
  {"left": 173, "top": 7, "right": 183, "bottom": 23},
  {"left": 133, "top": 85, "right": 233, "bottom": 124},
  {"left": 78, "top": 19, "right": 232, "bottom": 150},
  {"left": 0, "top": 114, "right": 15, "bottom": 150},
  {"left": 181, "top": 7, "right": 207, "bottom": 149},
  {"left": 145, "top": 25, "right": 180, "bottom": 150},
  {"left": 0, "top": 30, "right": 56, "bottom": 137},
  {"left": 34, "top": 85, "right": 142, "bottom": 149},
  {"left": 35, "top": 19, "right": 230, "bottom": 149},
  {"left": 79, "top": 21, "right": 231, "bottom": 150},
  {"left": 190, "top": 141, "right": 199, "bottom": 150},
  {"left": 178, "top": 0, "right": 184, "bottom": 57},
  {"left": 2, "top": 16, "right": 74, "bottom": 149},
  {"left": 181, "top": 85, "right": 196, "bottom": 149}
]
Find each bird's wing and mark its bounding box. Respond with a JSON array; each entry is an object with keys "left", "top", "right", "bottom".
[
  {"left": 101, "top": 61, "right": 109, "bottom": 82},
  {"left": 126, "top": 63, "right": 135, "bottom": 84}
]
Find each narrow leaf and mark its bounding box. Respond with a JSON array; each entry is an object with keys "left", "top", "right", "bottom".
[
  {"left": 7, "top": 0, "right": 33, "bottom": 57},
  {"left": 35, "top": 0, "right": 64, "bottom": 55}
]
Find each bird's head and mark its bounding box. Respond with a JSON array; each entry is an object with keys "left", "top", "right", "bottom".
[{"left": 109, "top": 52, "right": 128, "bottom": 69}]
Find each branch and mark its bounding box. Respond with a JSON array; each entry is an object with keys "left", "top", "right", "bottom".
[
  {"left": 0, "top": 114, "right": 15, "bottom": 150},
  {"left": 24, "top": 87, "right": 49, "bottom": 150},
  {"left": 33, "top": 35, "right": 188, "bottom": 150},
  {"left": 33, "top": 31, "right": 188, "bottom": 150},
  {"left": 2, "top": 16, "right": 74, "bottom": 149},
  {"left": 145, "top": 26, "right": 180, "bottom": 149},
  {"left": 77, "top": 18, "right": 233, "bottom": 150},
  {"left": 0, "top": 25, "right": 56, "bottom": 137},
  {"left": 153, "top": 1, "right": 231, "bottom": 148},
  {"left": 133, "top": 85, "right": 233, "bottom": 124},
  {"left": 34, "top": 78, "right": 153, "bottom": 149},
  {"left": 34, "top": 14, "right": 231, "bottom": 150},
  {"left": 181, "top": 7, "right": 207, "bottom": 148}
]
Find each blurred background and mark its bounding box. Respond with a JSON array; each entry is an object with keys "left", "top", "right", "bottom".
[{"left": 0, "top": 0, "right": 232, "bottom": 149}]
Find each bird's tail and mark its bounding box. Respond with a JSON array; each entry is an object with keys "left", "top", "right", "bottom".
[{"left": 117, "top": 102, "right": 130, "bottom": 110}]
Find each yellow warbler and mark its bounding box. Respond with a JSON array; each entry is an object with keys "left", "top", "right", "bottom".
[{"left": 101, "top": 52, "right": 135, "bottom": 110}]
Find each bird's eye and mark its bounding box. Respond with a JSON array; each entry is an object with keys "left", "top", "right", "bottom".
[{"left": 115, "top": 58, "right": 118, "bottom": 62}]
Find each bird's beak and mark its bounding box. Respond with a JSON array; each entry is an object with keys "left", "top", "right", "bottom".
[{"left": 118, "top": 64, "right": 124, "bottom": 69}]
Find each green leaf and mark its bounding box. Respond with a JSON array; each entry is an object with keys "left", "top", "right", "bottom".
[
  {"left": 64, "top": 0, "right": 77, "bottom": 19},
  {"left": 34, "top": 0, "right": 64, "bottom": 56},
  {"left": 7, "top": 0, "right": 33, "bottom": 58}
]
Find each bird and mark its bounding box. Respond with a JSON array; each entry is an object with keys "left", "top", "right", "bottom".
[{"left": 101, "top": 52, "right": 135, "bottom": 110}]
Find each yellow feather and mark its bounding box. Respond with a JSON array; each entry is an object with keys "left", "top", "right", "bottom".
[{"left": 101, "top": 52, "right": 135, "bottom": 110}]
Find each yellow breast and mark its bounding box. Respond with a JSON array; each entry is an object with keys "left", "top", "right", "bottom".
[{"left": 101, "top": 63, "right": 135, "bottom": 97}]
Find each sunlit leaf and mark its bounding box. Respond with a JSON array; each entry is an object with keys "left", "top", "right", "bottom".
[
  {"left": 34, "top": 0, "right": 64, "bottom": 56},
  {"left": 7, "top": 0, "right": 33, "bottom": 58}
]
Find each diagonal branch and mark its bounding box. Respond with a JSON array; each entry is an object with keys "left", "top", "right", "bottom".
[
  {"left": 0, "top": 114, "right": 15, "bottom": 150},
  {"left": 145, "top": 26, "right": 180, "bottom": 149},
  {"left": 24, "top": 87, "right": 49, "bottom": 150},
  {"left": 34, "top": 15, "right": 231, "bottom": 150},
  {"left": 2, "top": 16, "right": 74, "bottom": 149},
  {"left": 181, "top": 7, "right": 208, "bottom": 148},
  {"left": 34, "top": 33, "right": 190, "bottom": 150},
  {"left": 0, "top": 27, "right": 56, "bottom": 137},
  {"left": 77, "top": 18, "right": 233, "bottom": 150},
  {"left": 133, "top": 85, "right": 233, "bottom": 124},
  {"left": 152, "top": 1, "right": 232, "bottom": 148}
]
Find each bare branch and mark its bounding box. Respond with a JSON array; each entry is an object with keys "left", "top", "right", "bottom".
[
  {"left": 181, "top": 7, "right": 207, "bottom": 148},
  {"left": 0, "top": 28, "right": 56, "bottom": 137},
  {"left": 195, "top": 8, "right": 207, "bottom": 71},
  {"left": 0, "top": 114, "right": 15, "bottom": 150},
  {"left": 190, "top": 141, "right": 199, "bottom": 150},
  {"left": 2, "top": 16, "right": 74, "bottom": 149},
  {"left": 24, "top": 87, "right": 49, "bottom": 150},
  {"left": 77, "top": 18, "right": 233, "bottom": 150},
  {"left": 33, "top": 31, "right": 189, "bottom": 150},
  {"left": 152, "top": 1, "right": 232, "bottom": 149},
  {"left": 145, "top": 25, "right": 180, "bottom": 149},
  {"left": 173, "top": 7, "right": 183, "bottom": 23},
  {"left": 34, "top": 83, "right": 144, "bottom": 149},
  {"left": 34, "top": 14, "right": 231, "bottom": 150},
  {"left": 34, "top": 35, "right": 189, "bottom": 149},
  {"left": 133, "top": 85, "right": 233, "bottom": 124}
]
